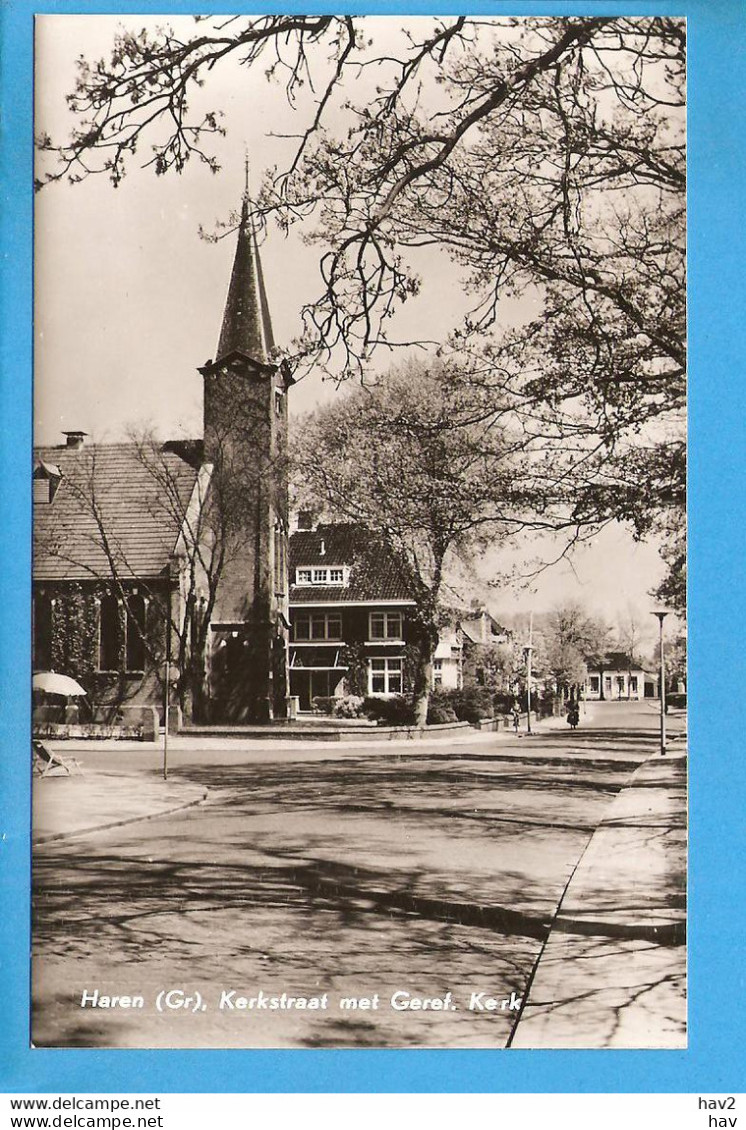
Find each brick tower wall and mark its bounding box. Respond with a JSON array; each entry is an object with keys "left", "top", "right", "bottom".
[{"left": 203, "top": 358, "right": 289, "bottom": 721}]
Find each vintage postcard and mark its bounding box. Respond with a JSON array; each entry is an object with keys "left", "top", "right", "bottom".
[
  {"left": 0, "top": 0, "right": 741, "bottom": 1101},
  {"left": 28, "top": 12, "right": 689, "bottom": 1054}
]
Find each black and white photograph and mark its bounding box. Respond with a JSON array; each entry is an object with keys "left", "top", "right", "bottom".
[{"left": 32, "top": 14, "right": 686, "bottom": 1050}]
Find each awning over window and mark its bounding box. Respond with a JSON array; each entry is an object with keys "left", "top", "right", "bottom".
[{"left": 289, "top": 648, "right": 346, "bottom": 670}]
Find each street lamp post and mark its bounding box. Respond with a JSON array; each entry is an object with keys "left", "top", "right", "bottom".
[
  {"left": 163, "top": 603, "right": 172, "bottom": 781},
  {"left": 524, "top": 612, "right": 534, "bottom": 736},
  {"left": 162, "top": 575, "right": 180, "bottom": 782},
  {"left": 652, "top": 610, "right": 670, "bottom": 756}
]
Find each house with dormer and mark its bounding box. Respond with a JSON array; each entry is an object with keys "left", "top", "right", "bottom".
[{"left": 287, "top": 521, "right": 421, "bottom": 711}]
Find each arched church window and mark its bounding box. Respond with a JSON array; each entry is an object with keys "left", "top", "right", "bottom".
[
  {"left": 125, "top": 594, "right": 147, "bottom": 672},
  {"left": 98, "top": 594, "right": 120, "bottom": 671}
]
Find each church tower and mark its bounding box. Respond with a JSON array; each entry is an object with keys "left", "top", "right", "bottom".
[{"left": 198, "top": 187, "right": 293, "bottom": 722}]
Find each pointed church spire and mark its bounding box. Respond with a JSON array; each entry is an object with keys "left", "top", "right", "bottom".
[{"left": 216, "top": 165, "right": 275, "bottom": 364}]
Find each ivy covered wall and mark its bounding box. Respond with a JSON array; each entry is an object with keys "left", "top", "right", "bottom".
[{"left": 35, "top": 579, "right": 171, "bottom": 714}]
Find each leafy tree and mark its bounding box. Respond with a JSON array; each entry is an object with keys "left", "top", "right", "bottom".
[
  {"left": 649, "top": 627, "right": 687, "bottom": 692},
  {"left": 292, "top": 358, "right": 532, "bottom": 724},
  {"left": 38, "top": 15, "right": 685, "bottom": 588},
  {"left": 651, "top": 505, "right": 686, "bottom": 616},
  {"left": 665, "top": 632, "right": 687, "bottom": 691},
  {"left": 616, "top": 604, "right": 648, "bottom": 698},
  {"left": 539, "top": 601, "right": 611, "bottom": 702}
]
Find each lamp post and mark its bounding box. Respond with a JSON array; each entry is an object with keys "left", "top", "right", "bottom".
[
  {"left": 651, "top": 610, "right": 670, "bottom": 756},
  {"left": 162, "top": 574, "right": 180, "bottom": 782},
  {"left": 163, "top": 602, "right": 172, "bottom": 781},
  {"left": 523, "top": 612, "right": 534, "bottom": 735}
]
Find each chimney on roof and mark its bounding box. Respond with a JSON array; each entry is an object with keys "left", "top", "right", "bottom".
[{"left": 63, "top": 430, "right": 88, "bottom": 449}]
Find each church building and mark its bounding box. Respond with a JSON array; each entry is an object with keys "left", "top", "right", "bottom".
[{"left": 33, "top": 192, "right": 293, "bottom": 724}]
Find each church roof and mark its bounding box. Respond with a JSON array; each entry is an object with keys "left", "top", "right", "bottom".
[
  {"left": 215, "top": 198, "right": 275, "bottom": 364},
  {"left": 289, "top": 523, "right": 418, "bottom": 605},
  {"left": 33, "top": 441, "right": 201, "bottom": 582}
]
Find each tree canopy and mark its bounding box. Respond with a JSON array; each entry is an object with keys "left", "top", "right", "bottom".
[
  {"left": 538, "top": 601, "right": 611, "bottom": 693},
  {"left": 38, "top": 15, "right": 686, "bottom": 586},
  {"left": 293, "top": 357, "right": 534, "bottom": 720}
]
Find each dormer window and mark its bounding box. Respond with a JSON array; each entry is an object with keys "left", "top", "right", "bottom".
[
  {"left": 33, "top": 460, "right": 62, "bottom": 505},
  {"left": 295, "top": 566, "right": 349, "bottom": 587},
  {"left": 34, "top": 479, "right": 52, "bottom": 506}
]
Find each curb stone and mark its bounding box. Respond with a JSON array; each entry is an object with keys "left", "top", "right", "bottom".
[{"left": 34, "top": 787, "right": 210, "bottom": 846}]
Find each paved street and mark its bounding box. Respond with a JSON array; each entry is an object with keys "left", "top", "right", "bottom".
[{"left": 32, "top": 701, "right": 685, "bottom": 1049}]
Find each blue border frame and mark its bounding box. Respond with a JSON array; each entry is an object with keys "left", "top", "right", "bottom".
[{"left": 2, "top": 0, "right": 744, "bottom": 1094}]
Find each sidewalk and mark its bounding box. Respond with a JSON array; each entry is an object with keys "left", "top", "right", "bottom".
[
  {"left": 510, "top": 750, "right": 687, "bottom": 1048},
  {"left": 37, "top": 706, "right": 599, "bottom": 757},
  {"left": 33, "top": 768, "right": 208, "bottom": 844}
]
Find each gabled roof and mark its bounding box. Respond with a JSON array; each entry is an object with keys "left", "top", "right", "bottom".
[
  {"left": 460, "top": 611, "right": 511, "bottom": 645},
  {"left": 587, "top": 650, "right": 648, "bottom": 673},
  {"left": 289, "top": 523, "right": 418, "bottom": 605},
  {"left": 33, "top": 442, "right": 201, "bottom": 581},
  {"left": 215, "top": 197, "right": 275, "bottom": 365},
  {"left": 34, "top": 458, "right": 61, "bottom": 479}
]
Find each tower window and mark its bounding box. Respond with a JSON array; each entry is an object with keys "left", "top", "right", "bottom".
[{"left": 273, "top": 526, "right": 286, "bottom": 596}]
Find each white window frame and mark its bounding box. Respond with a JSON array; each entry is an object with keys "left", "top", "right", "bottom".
[
  {"left": 369, "top": 610, "right": 403, "bottom": 641},
  {"left": 432, "top": 658, "right": 443, "bottom": 687},
  {"left": 295, "top": 565, "right": 348, "bottom": 587},
  {"left": 369, "top": 657, "right": 403, "bottom": 696},
  {"left": 293, "top": 613, "right": 343, "bottom": 642}
]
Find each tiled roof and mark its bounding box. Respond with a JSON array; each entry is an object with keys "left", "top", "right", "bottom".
[
  {"left": 460, "top": 613, "right": 511, "bottom": 645},
  {"left": 289, "top": 524, "right": 418, "bottom": 604},
  {"left": 587, "top": 651, "right": 648, "bottom": 672},
  {"left": 33, "top": 442, "right": 201, "bottom": 581}
]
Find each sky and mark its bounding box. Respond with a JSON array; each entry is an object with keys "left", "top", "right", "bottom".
[{"left": 33, "top": 14, "right": 672, "bottom": 643}]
